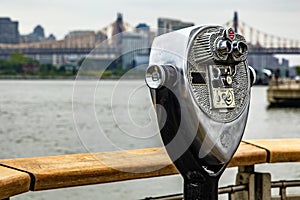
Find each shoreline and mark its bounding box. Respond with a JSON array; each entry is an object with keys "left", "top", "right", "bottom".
[{"left": 0, "top": 75, "right": 144, "bottom": 80}]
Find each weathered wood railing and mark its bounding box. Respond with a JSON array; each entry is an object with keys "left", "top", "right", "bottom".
[{"left": 0, "top": 139, "right": 299, "bottom": 199}]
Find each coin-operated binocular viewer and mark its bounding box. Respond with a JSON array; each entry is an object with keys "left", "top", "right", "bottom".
[{"left": 145, "top": 26, "right": 256, "bottom": 200}]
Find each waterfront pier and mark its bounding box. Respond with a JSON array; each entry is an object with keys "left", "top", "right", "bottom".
[{"left": 267, "top": 79, "right": 300, "bottom": 106}]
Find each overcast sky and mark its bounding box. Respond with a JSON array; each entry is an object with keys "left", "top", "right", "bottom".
[{"left": 1, "top": 0, "right": 300, "bottom": 65}]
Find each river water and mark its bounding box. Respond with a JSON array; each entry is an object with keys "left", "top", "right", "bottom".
[{"left": 0, "top": 80, "right": 299, "bottom": 199}]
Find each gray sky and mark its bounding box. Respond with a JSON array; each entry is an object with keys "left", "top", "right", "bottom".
[{"left": 1, "top": 0, "right": 300, "bottom": 65}]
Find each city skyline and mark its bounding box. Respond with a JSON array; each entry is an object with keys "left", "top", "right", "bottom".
[
  {"left": 1, "top": 0, "right": 300, "bottom": 65},
  {"left": 1, "top": 0, "right": 299, "bottom": 39}
]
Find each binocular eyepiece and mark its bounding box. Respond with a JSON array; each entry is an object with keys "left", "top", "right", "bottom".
[
  {"left": 194, "top": 27, "right": 248, "bottom": 63},
  {"left": 217, "top": 40, "right": 248, "bottom": 59}
]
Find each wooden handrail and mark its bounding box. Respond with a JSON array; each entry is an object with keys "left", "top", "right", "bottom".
[
  {"left": 0, "top": 166, "right": 30, "bottom": 199},
  {"left": 244, "top": 139, "right": 300, "bottom": 163},
  {"left": 0, "top": 139, "right": 299, "bottom": 199}
]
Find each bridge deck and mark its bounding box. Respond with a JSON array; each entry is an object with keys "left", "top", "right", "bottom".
[{"left": 1, "top": 46, "right": 300, "bottom": 55}]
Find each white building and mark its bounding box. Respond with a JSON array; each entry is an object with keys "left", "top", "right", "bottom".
[{"left": 121, "top": 32, "right": 149, "bottom": 69}]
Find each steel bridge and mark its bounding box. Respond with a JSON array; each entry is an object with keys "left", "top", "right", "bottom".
[
  {"left": 0, "top": 13, "right": 300, "bottom": 57},
  {"left": 249, "top": 46, "right": 300, "bottom": 55},
  {"left": 1, "top": 46, "right": 300, "bottom": 56},
  {"left": 0, "top": 47, "right": 119, "bottom": 56}
]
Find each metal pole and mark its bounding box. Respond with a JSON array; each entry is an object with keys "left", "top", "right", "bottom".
[{"left": 184, "top": 172, "right": 219, "bottom": 200}]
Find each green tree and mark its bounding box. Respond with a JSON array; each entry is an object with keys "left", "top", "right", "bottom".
[
  {"left": 58, "top": 65, "right": 66, "bottom": 74},
  {"left": 8, "top": 52, "right": 25, "bottom": 73},
  {"left": 39, "top": 64, "right": 57, "bottom": 76},
  {"left": 8, "top": 52, "right": 27, "bottom": 65},
  {"left": 77, "top": 57, "right": 85, "bottom": 67},
  {"left": 295, "top": 66, "right": 300, "bottom": 75},
  {"left": 5, "top": 52, "right": 39, "bottom": 75},
  {"left": 72, "top": 66, "right": 78, "bottom": 75},
  {"left": 0, "top": 59, "right": 15, "bottom": 75}
]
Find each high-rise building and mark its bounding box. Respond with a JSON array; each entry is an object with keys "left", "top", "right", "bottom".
[
  {"left": 158, "top": 18, "right": 194, "bottom": 35},
  {"left": 136, "top": 23, "right": 150, "bottom": 32},
  {"left": 20, "top": 25, "right": 55, "bottom": 43},
  {"left": 247, "top": 54, "right": 289, "bottom": 71},
  {"left": 47, "top": 34, "right": 56, "bottom": 41},
  {"left": 135, "top": 23, "right": 155, "bottom": 47},
  {"left": 0, "top": 17, "right": 19, "bottom": 44},
  {"left": 121, "top": 32, "right": 149, "bottom": 69},
  {"left": 64, "top": 30, "right": 96, "bottom": 48},
  {"left": 33, "top": 25, "right": 45, "bottom": 38},
  {"left": 247, "top": 53, "right": 289, "bottom": 84},
  {"left": 65, "top": 30, "right": 95, "bottom": 38}
]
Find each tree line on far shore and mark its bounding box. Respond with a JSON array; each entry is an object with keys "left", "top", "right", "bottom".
[
  {"left": 0, "top": 52, "right": 77, "bottom": 78},
  {"left": 0, "top": 52, "right": 133, "bottom": 79}
]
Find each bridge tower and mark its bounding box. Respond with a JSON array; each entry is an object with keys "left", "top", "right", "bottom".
[
  {"left": 112, "top": 13, "right": 125, "bottom": 36},
  {"left": 233, "top": 11, "right": 238, "bottom": 33}
]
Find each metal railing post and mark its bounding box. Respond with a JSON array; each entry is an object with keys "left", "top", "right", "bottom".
[
  {"left": 233, "top": 165, "right": 272, "bottom": 200},
  {"left": 254, "top": 172, "right": 271, "bottom": 200},
  {"left": 233, "top": 165, "right": 255, "bottom": 200}
]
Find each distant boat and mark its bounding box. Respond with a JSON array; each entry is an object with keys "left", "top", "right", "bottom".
[{"left": 255, "top": 68, "right": 272, "bottom": 85}]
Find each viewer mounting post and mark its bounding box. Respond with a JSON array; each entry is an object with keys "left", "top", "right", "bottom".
[{"left": 145, "top": 25, "right": 255, "bottom": 199}]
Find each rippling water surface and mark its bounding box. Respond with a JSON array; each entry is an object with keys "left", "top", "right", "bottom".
[{"left": 0, "top": 80, "right": 299, "bottom": 199}]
